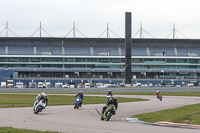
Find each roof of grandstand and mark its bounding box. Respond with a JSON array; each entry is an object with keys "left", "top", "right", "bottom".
[{"left": 0, "top": 37, "right": 200, "bottom": 57}]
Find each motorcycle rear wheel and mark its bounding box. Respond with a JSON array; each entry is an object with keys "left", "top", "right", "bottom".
[{"left": 101, "top": 116, "right": 105, "bottom": 120}]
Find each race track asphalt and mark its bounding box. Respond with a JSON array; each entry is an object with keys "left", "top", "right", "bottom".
[{"left": 0, "top": 94, "right": 200, "bottom": 133}]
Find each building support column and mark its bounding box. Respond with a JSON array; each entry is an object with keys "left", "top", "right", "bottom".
[{"left": 125, "top": 12, "right": 132, "bottom": 85}]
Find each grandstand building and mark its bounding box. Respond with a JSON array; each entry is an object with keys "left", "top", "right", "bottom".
[{"left": 0, "top": 37, "right": 200, "bottom": 81}]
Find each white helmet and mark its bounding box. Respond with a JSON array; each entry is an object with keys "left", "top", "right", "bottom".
[
  {"left": 41, "top": 92, "right": 47, "bottom": 98},
  {"left": 156, "top": 90, "right": 159, "bottom": 93}
]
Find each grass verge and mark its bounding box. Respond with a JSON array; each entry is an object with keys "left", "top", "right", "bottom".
[
  {"left": 0, "top": 94, "right": 147, "bottom": 108},
  {"left": 132, "top": 103, "right": 200, "bottom": 125},
  {"left": 0, "top": 127, "right": 58, "bottom": 133}
]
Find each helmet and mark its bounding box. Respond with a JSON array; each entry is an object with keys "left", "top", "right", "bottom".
[
  {"left": 107, "top": 90, "right": 112, "bottom": 95},
  {"left": 41, "top": 92, "right": 47, "bottom": 98},
  {"left": 79, "top": 90, "right": 83, "bottom": 94},
  {"left": 156, "top": 90, "right": 159, "bottom": 93}
]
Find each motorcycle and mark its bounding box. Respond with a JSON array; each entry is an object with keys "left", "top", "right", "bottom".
[
  {"left": 74, "top": 97, "right": 82, "bottom": 109},
  {"left": 34, "top": 99, "right": 47, "bottom": 114},
  {"left": 101, "top": 104, "right": 116, "bottom": 121},
  {"left": 157, "top": 94, "right": 163, "bottom": 101}
]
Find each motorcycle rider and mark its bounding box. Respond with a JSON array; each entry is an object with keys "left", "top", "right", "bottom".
[
  {"left": 75, "top": 90, "right": 84, "bottom": 107},
  {"left": 156, "top": 90, "right": 161, "bottom": 98},
  {"left": 107, "top": 90, "right": 113, "bottom": 97},
  {"left": 33, "top": 92, "right": 48, "bottom": 111},
  {"left": 102, "top": 90, "right": 118, "bottom": 115}
]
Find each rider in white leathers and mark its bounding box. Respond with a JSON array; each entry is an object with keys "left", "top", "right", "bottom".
[{"left": 33, "top": 92, "right": 48, "bottom": 111}]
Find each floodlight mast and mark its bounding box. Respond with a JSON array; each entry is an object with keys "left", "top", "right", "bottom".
[
  {"left": 6, "top": 22, "right": 8, "bottom": 37},
  {"left": 40, "top": 22, "right": 42, "bottom": 37}
]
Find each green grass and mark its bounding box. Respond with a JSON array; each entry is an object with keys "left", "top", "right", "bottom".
[
  {"left": 0, "top": 94, "right": 147, "bottom": 108},
  {"left": 0, "top": 127, "right": 58, "bottom": 133},
  {"left": 132, "top": 103, "right": 200, "bottom": 125}
]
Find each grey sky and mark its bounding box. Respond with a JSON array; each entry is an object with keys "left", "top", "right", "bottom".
[{"left": 0, "top": 0, "right": 200, "bottom": 39}]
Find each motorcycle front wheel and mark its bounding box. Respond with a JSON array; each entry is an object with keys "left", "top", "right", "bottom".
[
  {"left": 159, "top": 96, "right": 162, "bottom": 101},
  {"left": 106, "top": 113, "right": 112, "bottom": 121},
  {"left": 74, "top": 104, "right": 77, "bottom": 109},
  {"left": 77, "top": 104, "right": 79, "bottom": 109},
  {"left": 34, "top": 107, "right": 39, "bottom": 114}
]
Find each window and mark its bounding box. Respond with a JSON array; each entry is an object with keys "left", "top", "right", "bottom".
[
  {"left": 74, "top": 65, "right": 86, "bottom": 68},
  {"left": 121, "top": 58, "right": 125, "bottom": 63},
  {"left": 98, "top": 58, "right": 109, "bottom": 63},
  {"left": 87, "top": 58, "right": 97, "bottom": 62},
  {"left": 132, "top": 58, "right": 143, "bottom": 63},
  {"left": 188, "top": 59, "right": 198, "bottom": 64},
  {"left": 177, "top": 65, "right": 187, "bottom": 69},
  {"left": 95, "top": 64, "right": 109, "bottom": 68},
  {"left": 7, "top": 64, "right": 21, "bottom": 67},
  {"left": 82, "top": 58, "right": 86, "bottom": 62},
  {"left": 155, "top": 65, "right": 165, "bottom": 68},
  {"left": 166, "top": 59, "right": 176, "bottom": 63},
  {"left": 110, "top": 58, "right": 121, "bottom": 63},
  {"left": 7, "top": 57, "right": 18, "bottom": 62},
  {"left": 19, "top": 58, "right": 29, "bottom": 62},
  {"left": 51, "top": 58, "right": 63, "bottom": 62},
  {"left": 188, "top": 65, "right": 198, "bottom": 68},
  {"left": 41, "top": 58, "right": 51, "bottom": 62},
  {"left": 75, "top": 58, "right": 82, "bottom": 62},
  {"left": 30, "top": 58, "right": 40, "bottom": 62},
  {"left": 176, "top": 59, "right": 187, "bottom": 63},
  {"left": 87, "top": 65, "right": 95, "bottom": 69},
  {"left": 0, "top": 58, "right": 6, "bottom": 62},
  {"left": 64, "top": 64, "right": 74, "bottom": 68},
  {"left": 52, "top": 64, "right": 63, "bottom": 68},
  {"left": 41, "top": 64, "right": 51, "bottom": 68},
  {"left": 27, "top": 64, "right": 40, "bottom": 68},
  {"left": 67, "top": 58, "right": 75, "bottom": 62}
]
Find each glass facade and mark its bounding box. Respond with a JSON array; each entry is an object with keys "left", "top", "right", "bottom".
[{"left": 0, "top": 56, "right": 199, "bottom": 70}]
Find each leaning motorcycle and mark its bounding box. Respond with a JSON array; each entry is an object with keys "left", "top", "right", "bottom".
[
  {"left": 157, "top": 94, "right": 163, "bottom": 101},
  {"left": 74, "top": 97, "right": 82, "bottom": 109},
  {"left": 34, "top": 99, "right": 47, "bottom": 114},
  {"left": 101, "top": 104, "right": 116, "bottom": 121}
]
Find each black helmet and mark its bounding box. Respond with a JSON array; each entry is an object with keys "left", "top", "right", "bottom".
[{"left": 107, "top": 90, "right": 112, "bottom": 95}]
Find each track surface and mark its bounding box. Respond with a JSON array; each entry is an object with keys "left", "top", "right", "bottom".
[{"left": 0, "top": 95, "right": 200, "bottom": 133}]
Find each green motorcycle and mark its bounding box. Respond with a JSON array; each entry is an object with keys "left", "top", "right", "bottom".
[{"left": 101, "top": 104, "right": 116, "bottom": 121}]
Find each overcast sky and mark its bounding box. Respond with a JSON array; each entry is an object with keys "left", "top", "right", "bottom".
[{"left": 0, "top": 0, "right": 200, "bottom": 39}]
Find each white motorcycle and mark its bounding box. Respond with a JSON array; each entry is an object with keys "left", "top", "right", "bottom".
[{"left": 34, "top": 99, "right": 47, "bottom": 114}]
